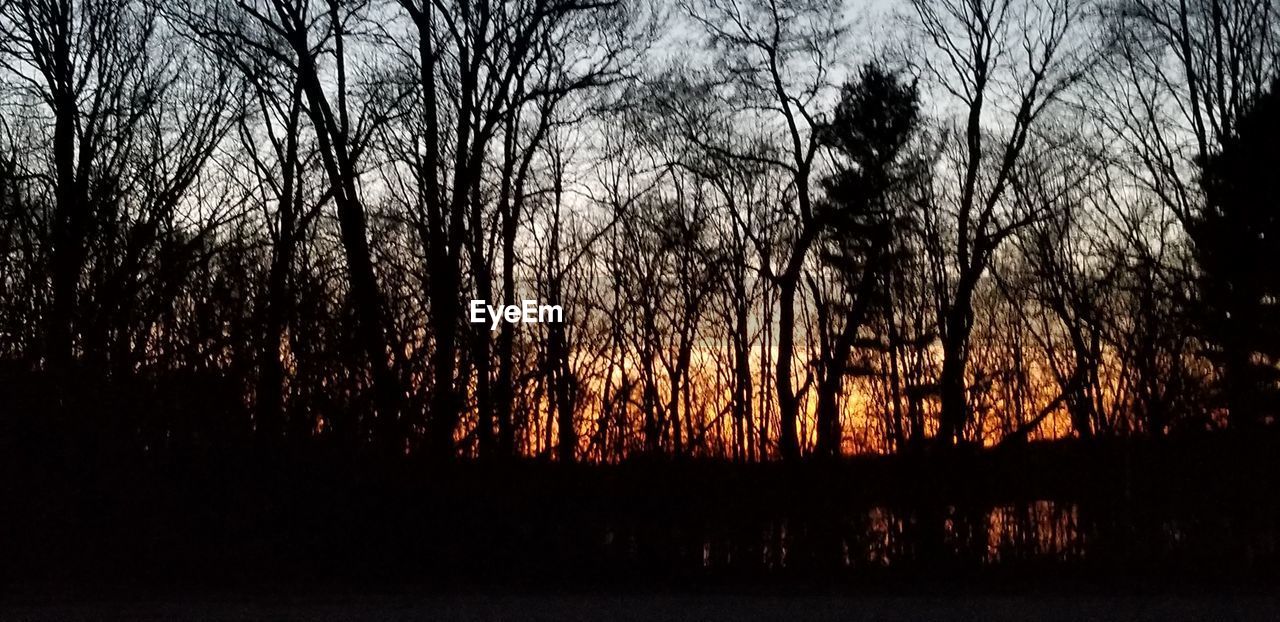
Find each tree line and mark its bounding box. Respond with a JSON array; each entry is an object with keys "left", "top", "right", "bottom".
[{"left": 0, "top": 0, "right": 1277, "bottom": 462}]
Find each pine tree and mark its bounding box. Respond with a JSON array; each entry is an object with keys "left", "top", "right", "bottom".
[{"left": 1193, "top": 80, "right": 1280, "bottom": 428}]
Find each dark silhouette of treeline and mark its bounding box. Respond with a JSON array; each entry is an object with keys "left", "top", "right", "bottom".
[
  {"left": 1, "top": 0, "right": 1280, "bottom": 587},
  {"left": 5, "top": 430, "right": 1280, "bottom": 587}
]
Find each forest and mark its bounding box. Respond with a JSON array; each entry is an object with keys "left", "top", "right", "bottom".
[
  {"left": 6, "top": 0, "right": 1279, "bottom": 462},
  {"left": 2, "top": 0, "right": 1280, "bottom": 592}
]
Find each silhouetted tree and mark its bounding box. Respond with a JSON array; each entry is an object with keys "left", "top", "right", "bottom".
[
  {"left": 908, "top": 0, "right": 1088, "bottom": 447},
  {"left": 810, "top": 63, "right": 921, "bottom": 457},
  {"left": 685, "top": 0, "right": 844, "bottom": 460},
  {"left": 1192, "top": 79, "right": 1280, "bottom": 428}
]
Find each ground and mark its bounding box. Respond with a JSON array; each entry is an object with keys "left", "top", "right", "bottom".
[{"left": 5, "top": 588, "right": 1279, "bottom": 621}]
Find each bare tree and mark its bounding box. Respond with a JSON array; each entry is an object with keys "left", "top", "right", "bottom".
[
  {"left": 685, "top": 0, "right": 845, "bottom": 459},
  {"left": 907, "top": 0, "right": 1088, "bottom": 447}
]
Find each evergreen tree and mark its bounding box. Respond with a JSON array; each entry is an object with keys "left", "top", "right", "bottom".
[
  {"left": 809, "top": 63, "right": 922, "bottom": 456},
  {"left": 1193, "top": 79, "right": 1280, "bottom": 428}
]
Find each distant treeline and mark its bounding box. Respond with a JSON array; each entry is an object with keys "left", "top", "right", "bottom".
[{"left": 0, "top": 0, "right": 1279, "bottom": 461}]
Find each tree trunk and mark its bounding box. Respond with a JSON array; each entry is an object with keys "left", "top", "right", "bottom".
[
  {"left": 296, "top": 54, "right": 402, "bottom": 447},
  {"left": 938, "top": 276, "right": 978, "bottom": 447}
]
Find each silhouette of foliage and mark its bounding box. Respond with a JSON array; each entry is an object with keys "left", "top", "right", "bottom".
[{"left": 1193, "top": 79, "right": 1280, "bottom": 428}]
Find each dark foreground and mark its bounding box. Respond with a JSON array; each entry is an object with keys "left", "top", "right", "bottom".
[
  {"left": 5, "top": 585, "right": 1280, "bottom": 621},
  {"left": 5, "top": 433, "right": 1280, "bottom": 618}
]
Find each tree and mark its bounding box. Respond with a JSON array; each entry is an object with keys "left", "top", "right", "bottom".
[
  {"left": 1192, "top": 80, "right": 1280, "bottom": 428},
  {"left": 810, "top": 63, "right": 922, "bottom": 457},
  {"left": 908, "top": 0, "right": 1087, "bottom": 447},
  {"left": 233, "top": 74, "right": 324, "bottom": 440},
  {"left": 389, "top": 0, "right": 645, "bottom": 459},
  {"left": 686, "top": 0, "right": 845, "bottom": 460},
  {"left": 184, "top": 0, "right": 406, "bottom": 445},
  {"left": 1097, "top": 0, "right": 1279, "bottom": 227},
  {"left": 0, "top": 0, "right": 237, "bottom": 419}
]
